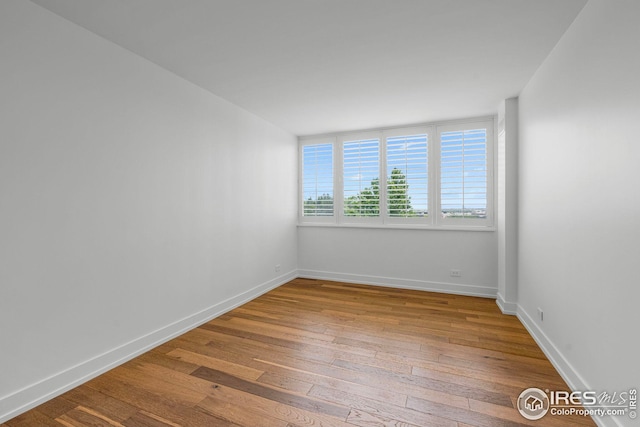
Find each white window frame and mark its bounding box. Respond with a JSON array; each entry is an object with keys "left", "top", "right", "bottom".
[
  {"left": 436, "top": 120, "right": 494, "bottom": 228},
  {"left": 299, "top": 136, "right": 336, "bottom": 224},
  {"left": 298, "top": 117, "right": 495, "bottom": 230},
  {"left": 382, "top": 126, "right": 433, "bottom": 226},
  {"left": 338, "top": 131, "right": 382, "bottom": 225}
]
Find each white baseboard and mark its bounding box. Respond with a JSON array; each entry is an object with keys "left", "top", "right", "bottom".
[
  {"left": 0, "top": 270, "right": 297, "bottom": 424},
  {"left": 496, "top": 293, "right": 518, "bottom": 315},
  {"left": 516, "top": 306, "right": 623, "bottom": 427},
  {"left": 297, "top": 269, "right": 497, "bottom": 298}
]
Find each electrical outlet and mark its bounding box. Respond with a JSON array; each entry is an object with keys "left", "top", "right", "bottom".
[
  {"left": 537, "top": 307, "right": 544, "bottom": 322},
  {"left": 450, "top": 269, "right": 461, "bottom": 277},
  {"left": 275, "top": 264, "right": 281, "bottom": 273}
]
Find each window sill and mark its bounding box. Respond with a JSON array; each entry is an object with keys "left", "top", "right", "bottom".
[{"left": 297, "top": 222, "right": 495, "bottom": 232}]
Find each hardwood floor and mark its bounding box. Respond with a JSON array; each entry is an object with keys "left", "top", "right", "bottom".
[{"left": 3, "top": 279, "right": 596, "bottom": 427}]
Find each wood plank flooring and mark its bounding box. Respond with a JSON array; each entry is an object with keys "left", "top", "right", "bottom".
[{"left": 2, "top": 279, "right": 596, "bottom": 426}]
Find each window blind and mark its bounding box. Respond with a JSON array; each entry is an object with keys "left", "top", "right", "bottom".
[
  {"left": 302, "top": 143, "right": 333, "bottom": 216},
  {"left": 440, "top": 128, "right": 487, "bottom": 219},
  {"left": 386, "top": 134, "right": 428, "bottom": 217},
  {"left": 343, "top": 138, "right": 380, "bottom": 217}
]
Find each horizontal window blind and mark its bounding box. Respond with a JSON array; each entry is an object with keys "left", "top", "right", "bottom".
[
  {"left": 302, "top": 143, "right": 333, "bottom": 216},
  {"left": 386, "top": 134, "right": 428, "bottom": 217},
  {"left": 299, "top": 118, "right": 492, "bottom": 228},
  {"left": 440, "top": 128, "right": 487, "bottom": 219},
  {"left": 343, "top": 138, "right": 380, "bottom": 217}
]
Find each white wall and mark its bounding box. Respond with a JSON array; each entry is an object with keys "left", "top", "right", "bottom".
[
  {"left": 518, "top": 1, "right": 639, "bottom": 425},
  {"left": 299, "top": 227, "right": 498, "bottom": 297},
  {"left": 0, "top": 0, "right": 297, "bottom": 421}
]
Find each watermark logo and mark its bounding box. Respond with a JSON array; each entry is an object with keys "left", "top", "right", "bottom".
[
  {"left": 517, "top": 388, "right": 550, "bottom": 420},
  {"left": 517, "top": 387, "right": 637, "bottom": 421},
  {"left": 628, "top": 388, "right": 636, "bottom": 420}
]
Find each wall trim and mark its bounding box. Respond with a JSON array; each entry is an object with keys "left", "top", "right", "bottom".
[
  {"left": 496, "top": 293, "right": 518, "bottom": 315},
  {"left": 516, "top": 306, "right": 621, "bottom": 427},
  {"left": 298, "top": 269, "right": 497, "bottom": 298},
  {"left": 0, "top": 270, "right": 298, "bottom": 424},
  {"left": 516, "top": 305, "right": 587, "bottom": 391}
]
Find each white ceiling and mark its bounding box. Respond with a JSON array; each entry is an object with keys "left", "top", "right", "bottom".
[{"left": 31, "top": 0, "right": 586, "bottom": 136}]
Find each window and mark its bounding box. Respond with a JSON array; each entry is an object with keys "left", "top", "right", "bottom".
[
  {"left": 439, "top": 126, "right": 488, "bottom": 223},
  {"left": 342, "top": 136, "right": 380, "bottom": 218},
  {"left": 385, "top": 129, "right": 429, "bottom": 220},
  {"left": 299, "top": 118, "right": 493, "bottom": 229},
  {"left": 301, "top": 141, "right": 334, "bottom": 218}
]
